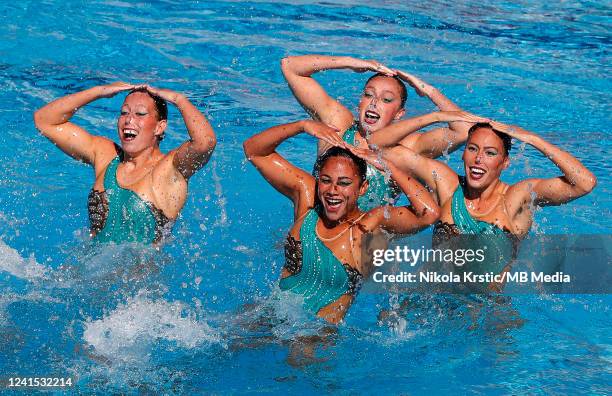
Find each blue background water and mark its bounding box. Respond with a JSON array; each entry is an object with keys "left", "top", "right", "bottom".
[{"left": 0, "top": 1, "right": 610, "bottom": 394}]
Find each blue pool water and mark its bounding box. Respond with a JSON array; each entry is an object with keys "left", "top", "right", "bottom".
[{"left": 0, "top": 1, "right": 610, "bottom": 393}]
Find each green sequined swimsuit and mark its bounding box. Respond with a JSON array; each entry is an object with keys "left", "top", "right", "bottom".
[
  {"left": 280, "top": 209, "right": 363, "bottom": 314},
  {"left": 433, "top": 177, "right": 518, "bottom": 275},
  {"left": 88, "top": 156, "right": 173, "bottom": 244}
]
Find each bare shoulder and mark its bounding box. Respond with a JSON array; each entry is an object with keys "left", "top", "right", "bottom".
[
  {"left": 355, "top": 207, "right": 385, "bottom": 232},
  {"left": 92, "top": 138, "right": 120, "bottom": 173}
]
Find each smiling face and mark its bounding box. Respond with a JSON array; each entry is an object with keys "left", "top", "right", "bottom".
[
  {"left": 317, "top": 156, "right": 368, "bottom": 222},
  {"left": 358, "top": 75, "right": 405, "bottom": 133},
  {"left": 462, "top": 126, "right": 510, "bottom": 190},
  {"left": 117, "top": 92, "right": 167, "bottom": 155}
]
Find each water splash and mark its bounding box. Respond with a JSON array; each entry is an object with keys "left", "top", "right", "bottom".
[
  {"left": 0, "top": 239, "right": 48, "bottom": 281},
  {"left": 83, "top": 292, "right": 222, "bottom": 362}
]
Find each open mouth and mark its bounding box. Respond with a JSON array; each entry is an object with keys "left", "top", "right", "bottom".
[
  {"left": 324, "top": 196, "right": 343, "bottom": 212},
  {"left": 469, "top": 166, "right": 486, "bottom": 180},
  {"left": 364, "top": 110, "right": 380, "bottom": 125},
  {"left": 122, "top": 128, "right": 138, "bottom": 141}
]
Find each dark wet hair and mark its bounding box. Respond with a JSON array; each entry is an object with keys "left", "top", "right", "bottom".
[
  {"left": 126, "top": 87, "right": 168, "bottom": 142},
  {"left": 365, "top": 73, "right": 408, "bottom": 108},
  {"left": 313, "top": 146, "right": 367, "bottom": 185},
  {"left": 127, "top": 87, "right": 168, "bottom": 121},
  {"left": 468, "top": 122, "right": 512, "bottom": 156}
]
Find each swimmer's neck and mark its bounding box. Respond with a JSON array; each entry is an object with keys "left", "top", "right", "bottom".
[
  {"left": 121, "top": 146, "right": 163, "bottom": 168},
  {"left": 320, "top": 208, "right": 362, "bottom": 229},
  {"left": 465, "top": 178, "right": 503, "bottom": 202},
  {"left": 357, "top": 122, "right": 386, "bottom": 141}
]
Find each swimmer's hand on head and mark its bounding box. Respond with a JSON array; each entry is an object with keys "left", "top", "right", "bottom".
[
  {"left": 98, "top": 81, "right": 143, "bottom": 98},
  {"left": 244, "top": 120, "right": 346, "bottom": 162},
  {"left": 344, "top": 58, "right": 396, "bottom": 76},
  {"left": 35, "top": 81, "right": 216, "bottom": 175},
  {"left": 489, "top": 118, "right": 596, "bottom": 235},
  {"left": 141, "top": 84, "right": 216, "bottom": 179},
  {"left": 488, "top": 121, "right": 535, "bottom": 142},
  {"left": 394, "top": 70, "right": 433, "bottom": 97},
  {"left": 244, "top": 119, "right": 348, "bottom": 214},
  {"left": 301, "top": 120, "right": 347, "bottom": 149},
  {"left": 347, "top": 146, "right": 386, "bottom": 172},
  {"left": 142, "top": 85, "right": 183, "bottom": 105}
]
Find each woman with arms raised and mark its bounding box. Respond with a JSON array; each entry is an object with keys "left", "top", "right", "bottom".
[
  {"left": 383, "top": 120, "right": 596, "bottom": 285},
  {"left": 281, "top": 54, "right": 479, "bottom": 209},
  {"left": 243, "top": 120, "right": 439, "bottom": 324},
  {"left": 34, "top": 82, "right": 216, "bottom": 245}
]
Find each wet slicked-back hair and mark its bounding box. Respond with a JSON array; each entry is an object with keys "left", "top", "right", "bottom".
[
  {"left": 127, "top": 87, "right": 168, "bottom": 121},
  {"left": 126, "top": 87, "right": 168, "bottom": 142},
  {"left": 313, "top": 146, "right": 368, "bottom": 185},
  {"left": 365, "top": 73, "right": 408, "bottom": 108},
  {"left": 468, "top": 122, "right": 512, "bottom": 156}
]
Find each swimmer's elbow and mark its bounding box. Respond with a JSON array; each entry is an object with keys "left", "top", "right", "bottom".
[
  {"left": 242, "top": 138, "right": 255, "bottom": 160},
  {"left": 423, "top": 205, "right": 441, "bottom": 225},
  {"left": 33, "top": 109, "right": 50, "bottom": 136},
  {"left": 280, "top": 56, "right": 298, "bottom": 76},
  {"left": 280, "top": 57, "right": 290, "bottom": 75},
  {"left": 193, "top": 134, "right": 217, "bottom": 155},
  {"left": 33, "top": 109, "right": 43, "bottom": 131},
  {"left": 579, "top": 172, "right": 597, "bottom": 195}
]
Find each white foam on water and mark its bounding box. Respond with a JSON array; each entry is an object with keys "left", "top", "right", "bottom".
[
  {"left": 83, "top": 293, "right": 221, "bottom": 361},
  {"left": 268, "top": 289, "right": 327, "bottom": 339},
  {"left": 0, "top": 239, "right": 48, "bottom": 281}
]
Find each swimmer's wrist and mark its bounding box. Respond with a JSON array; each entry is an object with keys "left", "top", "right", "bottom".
[
  {"left": 297, "top": 120, "right": 310, "bottom": 133},
  {"left": 522, "top": 132, "right": 540, "bottom": 147},
  {"left": 173, "top": 93, "right": 189, "bottom": 106},
  {"left": 93, "top": 85, "right": 109, "bottom": 97},
  {"left": 94, "top": 85, "right": 118, "bottom": 99}
]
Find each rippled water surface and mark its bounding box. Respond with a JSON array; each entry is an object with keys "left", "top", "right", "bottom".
[{"left": 0, "top": 1, "right": 610, "bottom": 394}]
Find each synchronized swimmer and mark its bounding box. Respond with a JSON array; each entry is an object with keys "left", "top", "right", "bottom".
[
  {"left": 375, "top": 75, "right": 596, "bottom": 288},
  {"left": 31, "top": 54, "right": 596, "bottom": 323},
  {"left": 34, "top": 83, "right": 216, "bottom": 245},
  {"left": 244, "top": 120, "right": 439, "bottom": 323}
]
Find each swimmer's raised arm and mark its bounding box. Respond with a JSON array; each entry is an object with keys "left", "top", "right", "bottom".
[
  {"left": 244, "top": 120, "right": 344, "bottom": 216},
  {"left": 33, "top": 82, "right": 136, "bottom": 164},
  {"left": 281, "top": 55, "right": 394, "bottom": 132},
  {"left": 368, "top": 111, "right": 487, "bottom": 149},
  {"left": 143, "top": 85, "right": 216, "bottom": 180},
  {"left": 395, "top": 71, "right": 476, "bottom": 158},
  {"left": 383, "top": 145, "right": 459, "bottom": 205},
  {"left": 350, "top": 147, "right": 440, "bottom": 234},
  {"left": 492, "top": 122, "right": 597, "bottom": 210}
]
